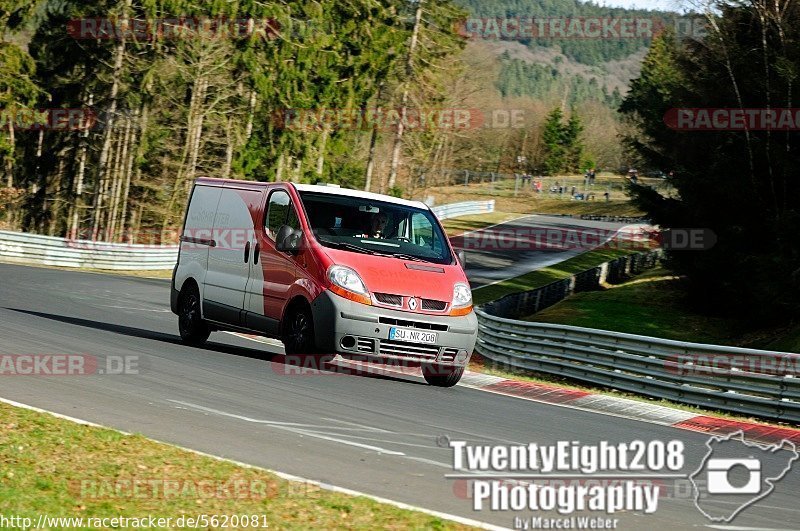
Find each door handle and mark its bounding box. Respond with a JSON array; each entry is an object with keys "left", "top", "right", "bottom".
[
  {"left": 244, "top": 241, "right": 251, "bottom": 263},
  {"left": 254, "top": 242, "right": 260, "bottom": 264}
]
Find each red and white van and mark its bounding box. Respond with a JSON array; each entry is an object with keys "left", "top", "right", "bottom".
[{"left": 170, "top": 178, "right": 477, "bottom": 386}]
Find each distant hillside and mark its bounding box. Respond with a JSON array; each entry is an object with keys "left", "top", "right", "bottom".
[
  {"left": 453, "top": 0, "right": 670, "bottom": 65},
  {"left": 453, "top": 0, "right": 676, "bottom": 106}
]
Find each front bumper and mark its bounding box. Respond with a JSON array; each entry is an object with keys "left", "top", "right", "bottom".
[{"left": 311, "top": 290, "right": 478, "bottom": 367}]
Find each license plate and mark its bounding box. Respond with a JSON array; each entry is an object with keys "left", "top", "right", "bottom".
[{"left": 389, "top": 327, "right": 437, "bottom": 344}]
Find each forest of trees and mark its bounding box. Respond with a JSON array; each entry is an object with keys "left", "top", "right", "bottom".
[
  {"left": 0, "top": 0, "right": 478, "bottom": 242},
  {"left": 621, "top": 0, "right": 800, "bottom": 321},
  {"left": 496, "top": 55, "right": 623, "bottom": 108},
  {"left": 540, "top": 106, "right": 583, "bottom": 175},
  {"left": 1, "top": 0, "right": 647, "bottom": 244}
]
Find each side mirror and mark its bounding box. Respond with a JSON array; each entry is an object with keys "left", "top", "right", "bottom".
[
  {"left": 456, "top": 250, "right": 467, "bottom": 267},
  {"left": 275, "top": 225, "right": 303, "bottom": 253}
]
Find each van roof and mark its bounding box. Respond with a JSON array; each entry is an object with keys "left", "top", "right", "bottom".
[
  {"left": 293, "top": 183, "right": 429, "bottom": 210},
  {"left": 194, "top": 178, "right": 429, "bottom": 210}
]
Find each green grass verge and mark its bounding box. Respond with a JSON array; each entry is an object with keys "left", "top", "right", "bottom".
[
  {"left": 0, "top": 402, "right": 467, "bottom": 530},
  {"left": 472, "top": 247, "right": 637, "bottom": 306},
  {"left": 526, "top": 266, "right": 800, "bottom": 353},
  {"left": 440, "top": 212, "right": 524, "bottom": 237}
]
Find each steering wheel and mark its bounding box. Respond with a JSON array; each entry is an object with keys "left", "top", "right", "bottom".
[{"left": 391, "top": 236, "right": 412, "bottom": 242}]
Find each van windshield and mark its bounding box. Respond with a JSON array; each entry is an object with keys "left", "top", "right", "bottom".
[{"left": 298, "top": 191, "right": 453, "bottom": 265}]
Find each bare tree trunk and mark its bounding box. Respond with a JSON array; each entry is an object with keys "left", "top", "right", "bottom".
[
  {"left": 245, "top": 90, "right": 257, "bottom": 141},
  {"left": 133, "top": 201, "right": 144, "bottom": 244},
  {"left": 31, "top": 130, "right": 44, "bottom": 232},
  {"left": 105, "top": 129, "right": 124, "bottom": 240},
  {"left": 164, "top": 74, "right": 205, "bottom": 235},
  {"left": 5, "top": 119, "right": 14, "bottom": 188},
  {"left": 187, "top": 78, "right": 208, "bottom": 183},
  {"left": 388, "top": 89, "right": 409, "bottom": 191},
  {"left": 91, "top": 9, "right": 128, "bottom": 240},
  {"left": 387, "top": 0, "right": 423, "bottom": 191},
  {"left": 48, "top": 156, "right": 67, "bottom": 236},
  {"left": 69, "top": 93, "right": 93, "bottom": 239},
  {"left": 364, "top": 83, "right": 384, "bottom": 191},
  {"left": 276, "top": 152, "right": 286, "bottom": 181},
  {"left": 119, "top": 105, "right": 142, "bottom": 242},
  {"left": 118, "top": 111, "right": 137, "bottom": 242},
  {"left": 223, "top": 115, "right": 234, "bottom": 179},
  {"left": 109, "top": 116, "right": 133, "bottom": 241},
  {"left": 316, "top": 127, "right": 329, "bottom": 177},
  {"left": 292, "top": 157, "right": 302, "bottom": 182}
]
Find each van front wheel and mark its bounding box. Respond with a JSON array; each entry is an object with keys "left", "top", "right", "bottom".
[
  {"left": 178, "top": 284, "right": 211, "bottom": 346},
  {"left": 422, "top": 363, "right": 464, "bottom": 387},
  {"left": 283, "top": 304, "right": 317, "bottom": 355}
]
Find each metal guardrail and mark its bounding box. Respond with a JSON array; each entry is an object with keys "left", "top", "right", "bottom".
[
  {"left": 483, "top": 251, "right": 661, "bottom": 320},
  {"left": 475, "top": 310, "right": 800, "bottom": 423},
  {"left": 431, "top": 200, "right": 495, "bottom": 220},
  {"left": 0, "top": 200, "right": 496, "bottom": 270},
  {"left": 0, "top": 230, "right": 179, "bottom": 270}
]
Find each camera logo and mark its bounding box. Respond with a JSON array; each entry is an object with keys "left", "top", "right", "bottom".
[
  {"left": 690, "top": 431, "right": 797, "bottom": 522},
  {"left": 706, "top": 458, "right": 761, "bottom": 494}
]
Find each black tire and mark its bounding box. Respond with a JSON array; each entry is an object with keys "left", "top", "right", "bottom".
[
  {"left": 178, "top": 284, "right": 211, "bottom": 346},
  {"left": 422, "top": 363, "right": 464, "bottom": 387},
  {"left": 282, "top": 303, "right": 318, "bottom": 355}
]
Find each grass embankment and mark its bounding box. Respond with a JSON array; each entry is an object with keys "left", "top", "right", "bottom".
[
  {"left": 0, "top": 402, "right": 466, "bottom": 530},
  {"left": 526, "top": 266, "right": 800, "bottom": 354},
  {"left": 472, "top": 247, "right": 637, "bottom": 306},
  {"left": 440, "top": 212, "right": 523, "bottom": 236},
  {"left": 423, "top": 173, "right": 658, "bottom": 218}
]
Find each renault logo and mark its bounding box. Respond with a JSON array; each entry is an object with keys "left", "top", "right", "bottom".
[{"left": 408, "top": 297, "right": 418, "bottom": 310}]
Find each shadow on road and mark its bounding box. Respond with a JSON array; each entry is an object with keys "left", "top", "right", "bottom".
[{"left": 4, "top": 308, "right": 421, "bottom": 386}]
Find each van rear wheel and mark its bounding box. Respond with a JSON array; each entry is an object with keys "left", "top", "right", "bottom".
[
  {"left": 178, "top": 284, "right": 211, "bottom": 346},
  {"left": 422, "top": 363, "right": 464, "bottom": 387}
]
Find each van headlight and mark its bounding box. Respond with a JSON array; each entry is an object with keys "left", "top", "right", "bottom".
[
  {"left": 450, "top": 282, "right": 473, "bottom": 316},
  {"left": 328, "top": 265, "right": 371, "bottom": 305}
]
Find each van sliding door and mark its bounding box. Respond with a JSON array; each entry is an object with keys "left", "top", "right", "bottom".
[{"left": 203, "top": 186, "right": 264, "bottom": 326}]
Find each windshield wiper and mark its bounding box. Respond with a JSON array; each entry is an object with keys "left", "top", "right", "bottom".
[
  {"left": 319, "top": 239, "right": 380, "bottom": 256},
  {"left": 320, "top": 239, "right": 436, "bottom": 263},
  {"left": 389, "top": 253, "right": 427, "bottom": 262}
]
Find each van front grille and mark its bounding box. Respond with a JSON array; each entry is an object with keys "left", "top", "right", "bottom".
[
  {"left": 440, "top": 348, "right": 458, "bottom": 362},
  {"left": 421, "top": 299, "right": 448, "bottom": 311},
  {"left": 356, "top": 337, "right": 375, "bottom": 353},
  {"left": 379, "top": 317, "right": 447, "bottom": 332},
  {"left": 374, "top": 293, "right": 403, "bottom": 307},
  {"left": 379, "top": 340, "right": 439, "bottom": 360}
]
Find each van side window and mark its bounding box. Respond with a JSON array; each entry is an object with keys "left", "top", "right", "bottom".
[
  {"left": 409, "top": 212, "right": 442, "bottom": 254},
  {"left": 287, "top": 206, "right": 300, "bottom": 231},
  {"left": 265, "top": 190, "right": 296, "bottom": 241}
]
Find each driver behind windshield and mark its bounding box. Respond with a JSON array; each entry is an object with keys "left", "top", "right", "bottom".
[{"left": 362, "top": 212, "right": 388, "bottom": 239}]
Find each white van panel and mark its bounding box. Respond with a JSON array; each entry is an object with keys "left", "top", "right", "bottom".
[
  {"left": 204, "top": 188, "right": 259, "bottom": 315},
  {"left": 175, "top": 184, "right": 223, "bottom": 297}
]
